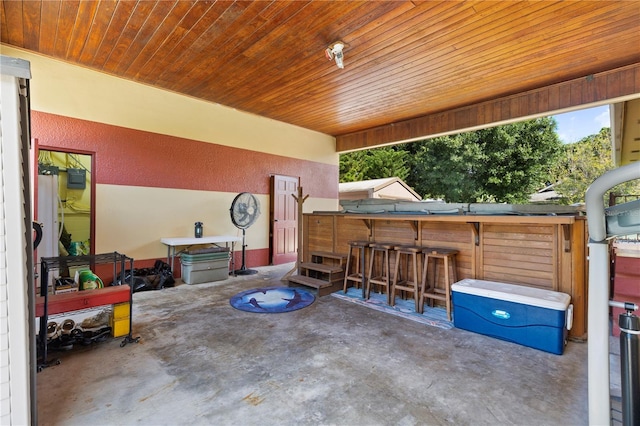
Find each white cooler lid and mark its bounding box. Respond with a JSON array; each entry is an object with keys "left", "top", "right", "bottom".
[{"left": 451, "top": 278, "right": 571, "bottom": 310}]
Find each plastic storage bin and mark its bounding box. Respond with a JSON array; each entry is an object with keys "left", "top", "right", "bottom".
[
  {"left": 110, "top": 302, "right": 130, "bottom": 337},
  {"left": 180, "top": 249, "right": 230, "bottom": 284},
  {"left": 109, "top": 316, "right": 130, "bottom": 338},
  {"left": 452, "top": 278, "right": 572, "bottom": 355}
]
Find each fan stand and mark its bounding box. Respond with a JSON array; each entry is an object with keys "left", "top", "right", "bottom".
[{"left": 234, "top": 228, "right": 257, "bottom": 275}]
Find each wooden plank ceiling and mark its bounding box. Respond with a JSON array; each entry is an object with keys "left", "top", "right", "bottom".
[{"left": 2, "top": 1, "right": 639, "bottom": 150}]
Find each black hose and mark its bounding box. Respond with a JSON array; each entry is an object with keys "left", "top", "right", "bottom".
[{"left": 33, "top": 222, "right": 43, "bottom": 249}]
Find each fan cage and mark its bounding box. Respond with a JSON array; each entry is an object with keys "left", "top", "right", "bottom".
[{"left": 230, "top": 192, "right": 260, "bottom": 230}]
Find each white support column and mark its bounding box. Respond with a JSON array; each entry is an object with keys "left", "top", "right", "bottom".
[{"left": 0, "top": 55, "right": 33, "bottom": 426}]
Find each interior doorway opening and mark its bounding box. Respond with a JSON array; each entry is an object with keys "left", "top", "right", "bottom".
[{"left": 36, "top": 149, "right": 94, "bottom": 289}]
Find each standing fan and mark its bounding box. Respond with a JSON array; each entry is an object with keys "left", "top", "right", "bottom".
[{"left": 230, "top": 192, "right": 261, "bottom": 275}]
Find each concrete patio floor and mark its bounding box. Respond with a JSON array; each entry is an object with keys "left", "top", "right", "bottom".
[{"left": 36, "top": 263, "right": 619, "bottom": 425}]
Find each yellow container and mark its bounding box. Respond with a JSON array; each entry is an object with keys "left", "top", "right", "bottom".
[
  {"left": 113, "top": 302, "right": 130, "bottom": 319},
  {"left": 109, "top": 316, "right": 130, "bottom": 337}
]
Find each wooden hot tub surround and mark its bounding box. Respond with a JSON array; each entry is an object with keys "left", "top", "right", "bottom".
[{"left": 302, "top": 212, "right": 588, "bottom": 340}]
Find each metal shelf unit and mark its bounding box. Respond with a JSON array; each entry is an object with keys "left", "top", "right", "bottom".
[{"left": 37, "top": 252, "right": 138, "bottom": 370}]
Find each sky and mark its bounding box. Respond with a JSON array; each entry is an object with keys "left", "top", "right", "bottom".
[{"left": 552, "top": 105, "right": 610, "bottom": 144}]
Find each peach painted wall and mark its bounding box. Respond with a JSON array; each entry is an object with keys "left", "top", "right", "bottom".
[{"left": 2, "top": 46, "right": 339, "bottom": 267}]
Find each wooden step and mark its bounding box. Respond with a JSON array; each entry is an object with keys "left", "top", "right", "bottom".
[
  {"left": 300, "top": 262, "right": 343, "bottom": 274},
  {"left": 310, "top": 251, "right": 348, "bottom": 262},
  {"left": 288, "top": 274, "right": 333, "bottom": 289},
  {"left": 288, "top": 275, "right": 343, "bottom": 297}
]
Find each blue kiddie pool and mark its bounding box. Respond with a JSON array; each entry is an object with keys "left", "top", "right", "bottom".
[{"left": 452, "top": 278, "right": 572, "bottom": 355}]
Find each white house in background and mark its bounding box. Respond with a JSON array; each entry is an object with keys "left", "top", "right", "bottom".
[{"left": 339, "top": 177, "right": 422, "bottom": 201}]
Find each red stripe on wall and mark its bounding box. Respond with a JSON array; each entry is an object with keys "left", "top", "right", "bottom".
[{"left": 32, "top": 111, "right": 338, "bottom": 198}]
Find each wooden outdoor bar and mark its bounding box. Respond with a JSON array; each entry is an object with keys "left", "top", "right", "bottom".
[{"left": 302, "top": 210, "right": 588, "bottom": 340}]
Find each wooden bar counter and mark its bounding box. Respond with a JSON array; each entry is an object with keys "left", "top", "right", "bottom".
[{"left": 302, "top": 211, "right": 588, "bottom": 340}]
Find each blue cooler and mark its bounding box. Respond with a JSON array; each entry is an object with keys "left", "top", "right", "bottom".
[{"left": 452, "top": 279, "right": 573, "bottom": 355}]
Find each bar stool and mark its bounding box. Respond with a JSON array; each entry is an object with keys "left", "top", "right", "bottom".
[
  {"left": 343, "top": 241, "right": 370, "bottom": 294},
  {"left": 391, "top": 245, "right": 423, "bottom": 312},
  {"left": 367, "top": 242, "right": 395, "bottom": 304},
  {"left": 419, "top": 247, "right": 459, "bottom": 321}
]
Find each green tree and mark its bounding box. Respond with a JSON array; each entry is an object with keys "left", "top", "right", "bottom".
[
  {"left": 406, "top": 135, "right": 482, "bottom": 202},
  {"left": 407, "top": 118, "right": 562, "bottom": 203},
  {"left": 339, "top": 146, "right": 409, "bottom": 182},
  {"left": 340, "top": 117, "right": 572, "bottom": 203},
  {"left": 553, "top": 128, "right": 640, "bottom": 205}
]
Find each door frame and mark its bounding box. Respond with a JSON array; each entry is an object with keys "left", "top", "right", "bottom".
[
  {"left": 269, "top": 174, "right": 300, "bottom": 265},
  {"left": 34, "top": 141, "right": 96, "bottom": 256}
]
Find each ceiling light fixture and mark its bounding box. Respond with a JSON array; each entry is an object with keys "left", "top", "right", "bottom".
[{"left": 325, "top": 41, "right": 345, "bottom": 69}]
